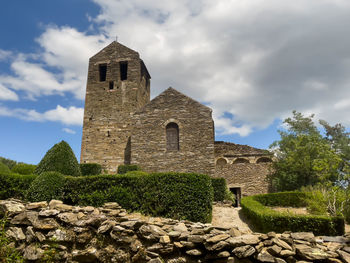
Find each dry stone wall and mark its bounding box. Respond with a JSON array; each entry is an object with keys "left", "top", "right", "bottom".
[{"left": 2, "top": 199, "right": 350, "bottom": 263}]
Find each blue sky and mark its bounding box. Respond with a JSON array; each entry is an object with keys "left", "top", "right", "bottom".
[{"left": 1, "top": 0, "right": 350, "bottom": 164}]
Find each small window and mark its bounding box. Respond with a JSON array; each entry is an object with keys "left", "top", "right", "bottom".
[
  {"left": 120, "top": 61, "right": 128, "bottom": 80},
  {"left": 233, "top": 158, "right": 249, "bottom": 164},
  {"left": 216, "top": 158, "right": 227, "bottom": 166},
  {"left": 99, "top": 64, "right": 107, "bottom": 82},
  {"left": 166, "top": 122, "right": 179, "bottom": 151},
  {"left": 257, "top": 157, "right": 273, "bottom": 163},
  {"left": 109, "top": 81, "right": 114, "bottom": 90}
]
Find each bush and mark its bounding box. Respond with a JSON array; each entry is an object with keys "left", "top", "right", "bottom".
[
  {"left": 11, "top": 163, "right": 37, "bottom": 175},
  {"left": 64, "top": 172, "right": 213, "bottom": 222},
  {"left": 254, "top": 191, "right": 309, "bottom": 207},
  {"left": 0, "top": 157, "right": 17, "bottom": 170},
  {"left": 27, "top": 172, "right": 65, "bottom": 202},
  {"left": 241, "top": 193, "right": 344, "bottom": 236},
  {"left": 80, "top": 163, "right": 102, "bottom": 176},
  {"left": 0, "top": 162, "right": 11, "bottom": 175},
  {"left": 117, "top": 164, "right": 140, "bottom": 174},
  {"left": 0, "top": 173, "right": 36, "bottom": 200},
  {"left": 35, "top": 140, "right": 81, "bottom": 177},
  {"left": 211, "top": 178, "right": 227, "bottom": 201}
]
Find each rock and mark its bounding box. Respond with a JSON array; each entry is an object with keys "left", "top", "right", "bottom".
[
  {"left": 280, "top": 250, "right": 296, "bottom": 257},
  {"left": 217, "top": 251, "right": 230, "bottom": 258},
  {"left": 103, "top": 202, "right": 120, "bottom": 209},
  {"left": 168, "top": 231, "right": 181, "bottom": 238},
  {"left": 295, "top": 244, "right": 330, "bottom": 261},
  {"left": 174, "top": 242, "right": 183, "bottom": 248},
  {"left": 273, "top": 238, "right": 293, "bottom": 251},
  {"left": 327, "top": 258, "right": 343, "bottom": 263},
  {"left": 180, "top": 241, "right": 196, "bottom": 249},
  {"left": 227, "top": 234, "right": 260, "bottom": 247},
  {"left": 207, "top": 240, "right": 229, "bottom": 251},
  {"left": 229, "top": 227, "right": 241, "bottom": 237},
  {"left": 167, "top": 257, "right": 187, "bottom": 263},
  {"left": 173, "top": 223, "right": 188, "bottom": 232},
  {"left": 148, "top": 258, "right": 163, "bottom": 263},
  {"left": 48, "top": 229, "right": 75, "bottom": 242},
  {"left": 275, "top": 258, "right": 287, "bottom": 263},
  {"left": 26, "top": 201, "right": 47, "bottom": 210},
  {"left": 0, "top": 200, "right": 25, "bottom": 216},
  {"left": 206, "top": 233, "right": 230, "bottom": 243},
  {"left": 256, "top": 250, "right": 275, "bottom": 262},
  {"left": 57, "top": 212, "right": 78, "bottom": 224},
  {"left": 39, "top": 209, "right": 60, "bottom": 217},
  {"left": 120, "top": 220, "right": 143, "bottom": 229},
  {"left": 23, "top": 244, "right": 44, "bottom": 261},
  {"left": 267, "top": 232, "right": 276, "bottom": 238},
  {"left": 32, "top": 217, "right": 60, "bottom": 230},
  {"left": 139, "top": 224, "right": 167, "bottom": 241},
  {"left": 72, "top": 247, "right": 98, "bottom": 263},
  {"left": 290, "top": 232, "right": 315, "bottom": 242},
  {"left": 326, "top": 242, "right": 343, "bottom": 252},
  {"left": 267, "top": 245, "right": 282, "bottom": 256},
  {"left": 160, "top": 235, "right": 171, "bottom": 244},
  {"left": 338, "top": 250, "right": 350, "bottom": 263},
  {"left": 25, "top": 226, "right": 36, "bottom": 242},
  {"left": 10, "top": 211, "right": 31, "bottom": 225},
  {"left": 232, "top": 245, "right": 256, "bottom": 258},
  {"left": 343, "top": 246, "right": 350, "bottom": 253},
  {"left": 191, "top": 228, "right": 205, "bottom": 235},
  {"left": 49, "top": 200, "right": 72, "bottom": 211},
  {"left": 77, "top": 232, "right": 92, "bottom": 243},
  {"left": 186, "top": 249, "right": 202, "bottom": 256},
  {"left": 36, "top": 231, "right": 46, "bottom": 242},
  {"left": 6, "top": 227, "right": 25, "bottom": 241},
  {"left": 97, "top": 220, "right": 116, "bottom": 234},
  {"left": 49, "top": 199, "right": 63, "bottom": 208},
  {"left": 188, "top": 234, "right": 205, "bottom": 243},
  {"left": 321, "top": 236, "right": 349, "bottom": 243}
]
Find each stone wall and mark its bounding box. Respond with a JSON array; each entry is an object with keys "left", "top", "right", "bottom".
[
  {"left": 2, "top": 199, "right": 350, "bottom": 263},
  {"left": 131, "top": 88, "right": 215, "bottom": 176},
  {"left": 80, "top": 41, "right": 151, "bottom": 173},
  {"left": 215, "top": 163, "right": 271, "bottom": 196}
]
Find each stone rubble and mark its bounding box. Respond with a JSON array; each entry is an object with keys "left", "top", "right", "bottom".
[{"left": 1, "top": 199, "right": 350, "bottom": 262}]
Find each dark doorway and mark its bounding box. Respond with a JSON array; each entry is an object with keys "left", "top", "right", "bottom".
[{"left": 230, "top": 187, "right": 241, "bottom": 207}]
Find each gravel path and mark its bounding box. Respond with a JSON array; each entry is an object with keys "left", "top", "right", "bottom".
[{"left": 211, "top": 205, "right": 253, "bottom": 233}]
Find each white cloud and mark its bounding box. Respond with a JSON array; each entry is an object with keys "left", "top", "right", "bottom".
[
  {"left": 2, "top": 0, "right": 350, "bottom": 134},
  {"left": 0, "top": 50, "right": 12, "bottom": 61},
  {"left": 0, "top": 105, "right": 83, "bottom": 126},
  {"left": 62, "top": 128, "right": 76, "bottom": 134},
  {"left": 0, "top": 84, "right": 18, "bottom": 101}
]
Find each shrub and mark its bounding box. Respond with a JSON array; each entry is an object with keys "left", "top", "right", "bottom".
[
  {"left": 11, "top": 163, "right": 37, "bottom": 175},
  {"left": 0, "top": 157, "right": 17, "bottom": 170},
  {"left": 0, "top": 173, "right": 36, "bottom": 200},
  {"left": 64, "top": 172, "right": 213, "bottom": 222},
  {"left": 35, "top": 140, "right": 81, "bottom": 177},
  {"left": 211, "top": 178, "right": 227, "bottom": 201},
  {"left": 80, "top": 163, "right": 102, "bottom": 176},
  {"left": 117, "top": 164, "right": 140, "bottom": 174},
  {"left": 0, "top": 162, "right": 11, "bottom": 175},
  {"left": 241, "top": 193, "right": 344, "bottom": 236},
  {"left": 27, "top": 172, "right": 65, "bottom": 202}
]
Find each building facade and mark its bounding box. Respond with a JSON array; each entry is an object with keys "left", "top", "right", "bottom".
[{"left": 81, "top": 41, "right": 273, "bottom": 201}]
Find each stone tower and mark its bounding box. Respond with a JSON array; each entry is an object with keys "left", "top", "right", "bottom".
[{"left": 80, "top": 41, "right": 151, "bottom": 172}]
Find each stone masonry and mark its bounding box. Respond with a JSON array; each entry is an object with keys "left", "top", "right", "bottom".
[
  {"left": 80, "top": 41, "right": 151, "bottom": 173},
  {"left": 2, "top": 199, "right": 350, "bottom": 263},
  {"left": 132, "top": 88, "right": 215, "bottom": 176}
]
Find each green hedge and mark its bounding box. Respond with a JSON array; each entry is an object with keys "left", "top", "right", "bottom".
[
  {"left": 211, "top": 178, "right": 227, "bottom": 201},
  {"left": 117, "top": 164, "right": 140, "bottom": 174},
  {"left": 80, "top": 163, "right": 102, "bottom": 176},
  {"left": 254, "top": 191, "right": 309, "bottom": 207},
  {"left": 0, "top": 173, "right": 37, "bottom": 200},
  {"left": 11, "top": 163, "right": 37, "bottom": 175},
  {"left": 0, "top": 163, "right": 11, "bottom": 175},
  {"left": 63, "top": 172, "right": 213, "bottom": 222},
  {"left": 241, "top": 193, "right": 344, "bottom": 236}
]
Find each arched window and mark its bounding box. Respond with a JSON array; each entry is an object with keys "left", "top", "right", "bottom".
[
  {"left": 166, "top": 122, "right": 179, "bottom": 151},
  {"left": 216, "top": 158, "right": 227, "bottom": 166},
  {"left": 233, "top": 158, "right": 250, "bottom": 164},
  {"left": 256, "top": 157, "right": 273, "bottom": 163}
]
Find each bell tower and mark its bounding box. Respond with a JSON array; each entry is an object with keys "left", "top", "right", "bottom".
[{"left": 80, "top": 41, "right": 151, "bottom": 172}]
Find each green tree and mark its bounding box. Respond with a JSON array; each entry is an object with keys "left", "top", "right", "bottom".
[
  {"left": 35, "top": 140, "right": 82, "bottom": 176},
  {"left": 270, "top": 111, "right": 341, "bottom": 191}
]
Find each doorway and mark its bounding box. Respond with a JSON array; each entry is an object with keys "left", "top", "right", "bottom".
[{"left": 230, "top": 187, "right": 241, "bottom": 207}]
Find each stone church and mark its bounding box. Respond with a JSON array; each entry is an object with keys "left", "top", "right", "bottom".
[{"left": 80, "top": 41, "right": 273, "bottom": 201}]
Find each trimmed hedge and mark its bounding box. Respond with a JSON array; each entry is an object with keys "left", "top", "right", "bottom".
[
  {"left": 241, "top": 193, "right": 344, "bottom": 236},
  {"left": 80, "top": 163, "right": 102, "bottom": 176},
  {"left": 211, "top": 177, "right": 227, "bottom": 201},
  {"left": 0, "top": 173, "right": 37, "bottom": 200},
  {"left": 117, "top": 164, "right": 140, "bottom": 174},
  {"left": 11, "top": 163, "right": 37, "bottom": 175},
  {"left": 0, "top": 157, "right": 17, "bottom": 170},
  {"left": 63, "top": 172, "right": 213, "bottom": 222},
  {"left": 35, "top": 141, "right": 81, "bottom": 177},
  {"left": 254, "top": 191, "right": 309, "bottom": 207},
  {"left": 27, "top": 172, "right": 65, "bottom": 202},
  {"left": 0, "top": 162, "right": 11, "bottom": 175}
]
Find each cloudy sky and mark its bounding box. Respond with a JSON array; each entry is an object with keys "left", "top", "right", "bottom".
[{"left": 1, "top": 0, "right": 350, "bottom": 164}]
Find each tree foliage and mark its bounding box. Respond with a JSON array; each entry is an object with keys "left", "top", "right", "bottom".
[{"left": 270, "top": 111, "right": 341, "bottom": 191}]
